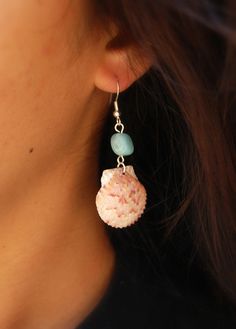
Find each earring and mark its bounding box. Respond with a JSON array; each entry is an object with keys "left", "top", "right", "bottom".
[{"left": 95, "top": 81, "right": 147, "bottom": 228}]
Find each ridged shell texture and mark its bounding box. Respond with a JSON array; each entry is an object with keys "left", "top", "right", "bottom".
[{"left": 95, "top": 165, "right": 147, "bottom": 228}]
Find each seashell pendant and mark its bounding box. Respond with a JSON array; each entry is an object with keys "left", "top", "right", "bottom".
[{"left": 95, "top": 165, "right": 147, "bottom": 228}]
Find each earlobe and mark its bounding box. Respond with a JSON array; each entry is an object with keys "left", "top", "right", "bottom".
[{"left": 94, "top": 47, "right": 152, "bottom": 93}]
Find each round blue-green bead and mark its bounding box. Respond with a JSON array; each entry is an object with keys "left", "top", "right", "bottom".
[{"left": 110, "top": 133, "right": 134, "bottom": 156}]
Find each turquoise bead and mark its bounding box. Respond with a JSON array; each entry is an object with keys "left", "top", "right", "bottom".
[{"left": 110, "top": 133, "right": 134, "bottom": 156}]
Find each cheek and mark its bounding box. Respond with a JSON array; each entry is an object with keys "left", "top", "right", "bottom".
[
  {"left": 0, "top": 2, "right": 67, "bottom": 145},
  {"left": 0, "top": 0, "right": 90, "bottom": 131},
  {"left": 0, "top": 0, "right": 73, "bottom": 98},
  {"left": 0, "top": 0, "right": 96, "bottom": 178},
  {"left": 0, "top": 0, "right": 92, "bottom": 105}
]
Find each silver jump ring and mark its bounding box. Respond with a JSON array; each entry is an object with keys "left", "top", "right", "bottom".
[
  {"left": 117, "top": 156, "right": 126, "bottom": 173},
  {"left": 115, "top": 122, "right": 124, "bottom": 133}
]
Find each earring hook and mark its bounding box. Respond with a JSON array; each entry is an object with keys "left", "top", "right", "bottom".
[
  {"left": 114, "top": 80, "right": 120, "bottom": 112},
  {"left": 115, "top": 80, "right": 120, "bottom": 102}
]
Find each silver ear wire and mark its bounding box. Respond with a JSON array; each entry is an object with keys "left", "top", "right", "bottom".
[
  {"left": 108, "top": 80, "right": 119, "bottom": 106},
  {"left": 115, "top": 80, "right": 120, "bottom": 102}
]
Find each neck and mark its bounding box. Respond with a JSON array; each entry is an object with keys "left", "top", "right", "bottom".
[{"left": 0, "top": 102, "right": 116, "bottom": 329}]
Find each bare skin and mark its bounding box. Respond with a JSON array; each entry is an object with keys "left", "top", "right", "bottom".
[{"left": 0, "top": 1, "right": 149, "bottom": 328}]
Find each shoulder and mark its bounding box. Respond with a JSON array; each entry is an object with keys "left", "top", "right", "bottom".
[
  {"left": 79, "top": 247, "right": 236, "bottom": 329},
  {"left": 113, "top": 258, "right": 235, "bottom": 329}
]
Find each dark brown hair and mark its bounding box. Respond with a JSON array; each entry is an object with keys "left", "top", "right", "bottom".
[{"left": 94, "top": 0, "right": 236, "bottom": 305}]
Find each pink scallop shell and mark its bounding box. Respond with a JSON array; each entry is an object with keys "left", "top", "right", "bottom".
[{"left": 95, "top": 165, "right": 147, "bottom": 228}]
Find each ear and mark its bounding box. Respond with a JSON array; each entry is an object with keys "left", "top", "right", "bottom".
[{"left": 94, "top": 44, "right": 152, "bottom": 93}]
